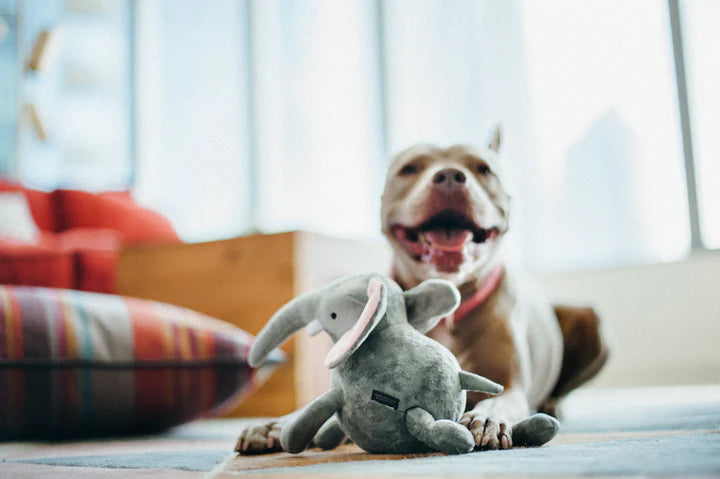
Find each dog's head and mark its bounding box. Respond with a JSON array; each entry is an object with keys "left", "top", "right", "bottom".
[{"left": 381, "top": 129, "right": 510, "bottom": 286}]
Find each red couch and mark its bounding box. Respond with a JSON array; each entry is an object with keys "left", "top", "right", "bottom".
[{"left": 0, "top": 180, "right": 180, "bottom": 293}]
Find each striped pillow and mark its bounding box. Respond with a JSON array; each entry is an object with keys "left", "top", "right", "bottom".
[{"left": 0, "top": 286, "right": 283, "bottom": 439}]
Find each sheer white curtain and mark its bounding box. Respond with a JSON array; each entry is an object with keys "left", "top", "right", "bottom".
[
  {"left": 251, "top": 0, "right": 385, "bottom": 238},
  {"left": 135, "top": 0, "right": 385, "bottom": 241},
  {"left": 134, "top": 0, "right": 692, "bottom": 273},
  {"left": 519, "top": 0, "right": 688, "bottom": 271},
  {"left": 682, "top": 0, "right": 720, "bottom": 249},
  {"left": 134, "top": 0, "right": 253, "bottom": 242}
]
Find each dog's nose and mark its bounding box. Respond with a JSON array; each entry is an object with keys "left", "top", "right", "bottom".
[{"left": 432, "top": 168, "right": 466, "bottom": 187}]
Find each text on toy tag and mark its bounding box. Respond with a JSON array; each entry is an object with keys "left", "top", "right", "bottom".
[{"left": 371, "top": 389, "right": 399, "bottom": 410}]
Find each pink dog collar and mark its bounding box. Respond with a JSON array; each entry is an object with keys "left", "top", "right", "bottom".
[{"left": 446, "top": 264, "right": 505, "bottom": 327}]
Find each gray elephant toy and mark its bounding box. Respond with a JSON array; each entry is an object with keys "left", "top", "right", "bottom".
[{"left": 249, "top": 274, "right": 554, "bottom": 454}]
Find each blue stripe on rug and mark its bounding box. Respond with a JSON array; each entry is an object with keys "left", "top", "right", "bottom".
[{"left": 12, "top": 450, "right": 230, "bottom": 472}]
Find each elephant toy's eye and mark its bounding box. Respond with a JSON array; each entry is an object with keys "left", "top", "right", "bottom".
[{"left": 330, "top": 312, "right": 337, "bottom": 319}]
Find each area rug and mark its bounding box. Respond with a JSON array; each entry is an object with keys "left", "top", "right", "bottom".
[{"left": 1, "top": 385, "right": 719, "bottom": 478}]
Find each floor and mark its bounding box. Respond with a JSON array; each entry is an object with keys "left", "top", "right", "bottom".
[{"left": 1, "top": 385, "right": 718, "bottom": 478}]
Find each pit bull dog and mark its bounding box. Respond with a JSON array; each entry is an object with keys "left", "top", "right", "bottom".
[{"left": 236, "top": 128, "right": 607, "bottom": 452}]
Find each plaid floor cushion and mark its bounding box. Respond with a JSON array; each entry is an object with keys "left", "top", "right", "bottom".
[{"left": 0, "top": 286, "right": 283, "bottom": 439}]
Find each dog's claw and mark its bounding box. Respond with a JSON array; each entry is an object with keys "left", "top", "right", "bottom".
[
  {"left": 480, "top": 419, "right": 492, "bottom": 447},
  {"left": 466, "top": 416, "right": 485, "bottom": 446},
  {"left": 499, "top": 423, "right": 512, "bottom": 449}
]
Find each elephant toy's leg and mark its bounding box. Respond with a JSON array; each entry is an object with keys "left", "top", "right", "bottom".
[
  {"left": 312, "top": 415, "right": 347, "bottom": 450},
  {"left": 405, "top": 407, "right": 474, "bottom": 454},
  {"left": 281, "top": 388, "right": 344, "bottom": 454},
  {"left": 511, "top": 413, "right": 559, "bottom": 447}
]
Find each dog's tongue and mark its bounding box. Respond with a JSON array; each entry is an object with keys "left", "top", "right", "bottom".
[
  {"left": 422, "top": 229, "right": 472, "bottom": 273},
  {"left": 424, "top": 229, "right": 472, "bottom": 252}
]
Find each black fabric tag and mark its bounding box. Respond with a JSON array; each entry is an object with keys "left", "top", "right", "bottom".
[{"left": 371, "top": 389, "right": 399, "bottom": 410}]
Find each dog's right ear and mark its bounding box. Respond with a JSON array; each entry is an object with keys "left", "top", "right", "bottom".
[{"left": 488, "top": 125, "right": 502, "bottom": 153}]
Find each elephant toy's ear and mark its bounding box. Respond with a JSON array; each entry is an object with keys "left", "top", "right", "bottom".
[
  {"left": 404, "top": 279, "right": 460, "bottom": 333},
  {"left": 324, "top": 278, "right": 388, "bottom": 369},
  {"left": 249, "top": 292, "right": 318, "bottom": 367}
]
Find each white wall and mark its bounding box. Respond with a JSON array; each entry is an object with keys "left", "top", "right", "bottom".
[{"left": 535, "top": 250, "right": 720, "bottom": 387}]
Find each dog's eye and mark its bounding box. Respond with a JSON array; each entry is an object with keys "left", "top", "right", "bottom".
[
  {"left": 476, "top": 164, "right": 491, "bottom": 175},
  {"left": 330, "top": 312, "right": 337, "bottom": 319},
  {"left": 398, "top": 164, "right": 418, "bottom": 176}
]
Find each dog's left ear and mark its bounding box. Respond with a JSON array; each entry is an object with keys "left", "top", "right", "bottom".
[
  {"left": 488, "top": 125, "right": 502, "bottom": 153},
  {"left": 404, "top": 280, "right": 461, "bottom": 333}
]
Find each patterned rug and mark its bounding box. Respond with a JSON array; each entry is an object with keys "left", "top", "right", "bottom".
[{"left": 1, "top": 385, "right": 719, "bottom": 478}]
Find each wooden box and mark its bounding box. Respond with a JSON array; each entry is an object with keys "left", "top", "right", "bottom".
[{"left": 116, "top": 231, "right": 391, "bottom": 416}]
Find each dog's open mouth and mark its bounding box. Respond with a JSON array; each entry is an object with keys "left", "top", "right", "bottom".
[{"left": 391, "top": 211, "right": 500, "bottom": 273}]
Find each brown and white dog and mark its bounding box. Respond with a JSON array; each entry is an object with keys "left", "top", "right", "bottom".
[
  {"left": 236, "top": 129, "right": 607, "bottom": 452},
  {"left": 381, "top": 130, "right": 607, "bottom": 449}
]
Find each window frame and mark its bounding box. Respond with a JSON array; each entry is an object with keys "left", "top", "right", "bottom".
[{"left": 667, "top": 0, "right": 705, "bottom": 251}]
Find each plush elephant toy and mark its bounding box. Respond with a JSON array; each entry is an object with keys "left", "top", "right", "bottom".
[{"left": 249, "top": 274, "right": 555, "bottom": 455}]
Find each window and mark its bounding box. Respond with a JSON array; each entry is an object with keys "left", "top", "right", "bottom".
[
  {"left": 131, "top": 0, "right": 714, "bottom": 270},
  {"left": 18, "top": 0, "right": 133, "bottom": 189},
  {"left": 0, "top": 0, "right": 18, "bottom": 173},
  {"left": 5, "top": 1, "right": 715, "bottom": 271},
  {"left": 519, "top": 0, "right": 689, "bottom": 271},
  {"left": 382, "top": 0, "right": 701, "bottom": 272},
  {"left": 681, "top": 0, "right": 720, "bottom": 249}
]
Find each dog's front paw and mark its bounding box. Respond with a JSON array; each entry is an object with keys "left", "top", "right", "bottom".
[
  {"left": 235, "top": 420, "right": 283, "bottom": 455},
  {"left": 460, "top": 411, "right": 512, "bottom": 450}
]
